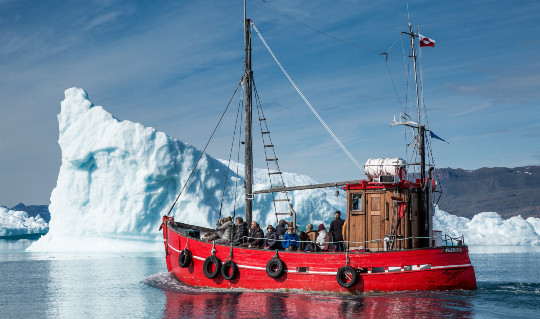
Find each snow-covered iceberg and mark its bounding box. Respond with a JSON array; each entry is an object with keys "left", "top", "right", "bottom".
[
  {"left": 0, "top": 207, "right": 48, "bottom": 238},
  {"left": 29, "top": 88, "right": 344, "bottom": 252},
  {"left": 29, "top": 88, "right": 539, "bottom": 252},
  {"left": 434, "top": 207, "right": 540, "bottom": 246}
]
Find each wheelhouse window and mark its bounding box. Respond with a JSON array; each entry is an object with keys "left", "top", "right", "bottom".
[{"left": 351, "top": 193, "right": 363, "bottom": 211}]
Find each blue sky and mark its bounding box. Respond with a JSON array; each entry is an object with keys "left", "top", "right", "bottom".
[{"left": 0, "top": 0, "right": 539, "bottom": 206}]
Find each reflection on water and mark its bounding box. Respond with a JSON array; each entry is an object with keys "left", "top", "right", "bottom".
[{"left": 144, "top": 273, "right": 476, "bottom": 318}]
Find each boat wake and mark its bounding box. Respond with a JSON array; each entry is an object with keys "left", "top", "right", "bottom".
[
  {"left": 478, "top": 282, "right": 540, "bottom": 296},
  {"left": 142, "top": 272, "right": 204, "bottom": 293}
]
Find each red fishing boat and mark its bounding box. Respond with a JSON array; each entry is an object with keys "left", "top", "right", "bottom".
[{"left": 161, "top": 5, "right": 476, "bottom": 294}]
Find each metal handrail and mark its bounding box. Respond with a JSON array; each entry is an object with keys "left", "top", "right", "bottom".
[
  {"left": 239, "top": 235, "right": 433, "bottom": 246},
  {"left": 443, "top": 234, "right": 465, "bottom": 246}
]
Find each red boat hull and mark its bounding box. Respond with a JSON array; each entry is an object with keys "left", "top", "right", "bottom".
[{"left": 163, "top": 220, "right": 476, "bottom": 294}]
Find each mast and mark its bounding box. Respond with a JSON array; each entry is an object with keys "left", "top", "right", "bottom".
[
  {"left": 244, "top": 15, "right": 253, "bottom": 225},
  {"left": 408, "top": 23, "right": 425, "bottom": 185},
  {"left": 409, "top": 22, "right": 429, "bottom": 246}
]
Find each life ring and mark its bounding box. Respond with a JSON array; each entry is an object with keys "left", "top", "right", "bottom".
[
  {"left": 203, "top": 256, "right": 222, "bottom": 279},
  {"left": 336, "top": 266, "right": 357, "bottom": 288},
  {"left": 221, "top": 260, "right": 238, "bottom": 281},
  {"left": 179, "top": 248, "right": 193, "bottom": 268},
  {"left": 266, "top": 257, "right": 285, "bottom": 278}
]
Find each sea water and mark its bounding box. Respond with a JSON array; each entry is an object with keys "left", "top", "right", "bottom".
[{"left": 1, "top": 240, "right": 539, "bottom": 319}]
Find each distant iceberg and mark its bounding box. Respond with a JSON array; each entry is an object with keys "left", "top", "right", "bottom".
[
  {"left": 434, "top": 207, "right": 540, "bottom": 246},
  {"left": 28, "top": 88, "right": 540, "bottom": 252},
  {"left": 0, "top": 207, "right": 48, "bottom": 238}
]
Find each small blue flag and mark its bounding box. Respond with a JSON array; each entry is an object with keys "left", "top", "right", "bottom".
[{"left": 430, "top": 131, "right": 449, "bottom": 144}]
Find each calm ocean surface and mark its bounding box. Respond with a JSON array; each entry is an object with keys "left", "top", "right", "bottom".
[{"left": 1, "top": 240, "right": 539, "bottom": 318}]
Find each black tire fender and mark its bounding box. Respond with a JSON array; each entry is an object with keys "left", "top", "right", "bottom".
[
  {"left": 203, "top": 255, "right": 222, "bottom": 279},
  {"left": 178, "top": 249, "right": 193, "bottom": 268},
  {"left": 336, "top": 266, "right": 358, "bottom": 288},
  {"left": 221, "top": 260, "right": 238, "bottom": 281},
  {"left": 266, "top": 257, "right": 285, "bottom": 278}
]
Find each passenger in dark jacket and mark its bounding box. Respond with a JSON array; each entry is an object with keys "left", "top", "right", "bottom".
[
  {"left": 264, "top": 225, "right": 280, "bottom": 250},
  {"left": 232, "top": 217, "right": 249, "bottom": 246},
  {"left": 276, "top": 219, "right": 288, "bottom": 239},
  {"left": 241, "top": 221, "right": 265, "bottom": 248},
  {"left": 329, "top": 211, "right": 346, "bottom": 251}
]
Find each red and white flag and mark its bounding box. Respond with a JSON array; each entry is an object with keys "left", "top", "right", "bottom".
[{"left": 419, "top": 34, "right": 435, "bottom": 47}]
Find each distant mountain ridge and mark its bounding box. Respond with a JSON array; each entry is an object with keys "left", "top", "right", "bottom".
[{"left": 435, "top": 166, "right": 540, "bottom": 219}]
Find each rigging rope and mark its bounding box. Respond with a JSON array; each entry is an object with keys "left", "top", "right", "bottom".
[
  {"left": 218, "top": 90, "right": 244, "bottom": 219},
  {"left": 231, "top": 90, "right": 244, "bottom": 222},
  {"left": 255, "top": 0, "right": 382, "bottom": 55},
  {"left": 166, "top": 78, "right": 243, "bottom": 217},
  {"left": 251, "top": 22, "right": 366, "bottom": 174},
  {"left": 385, "top": 59, "right": 403, "bottom": 113}
]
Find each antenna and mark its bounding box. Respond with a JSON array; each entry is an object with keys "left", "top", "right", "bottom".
[
  {"left": 244, "top": 0, "right": 246, "bottom": 42},
  {"left": 406, "top": 0, "right": 411, "bottom": 28}
]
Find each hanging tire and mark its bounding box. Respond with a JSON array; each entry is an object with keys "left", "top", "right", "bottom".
[
  {"left": 266, "top": 257, "right": 285, "bottom": 278},
  {"left": 336, "top": 266, "right": 357, "bottom": 288},
  {"left": 203, "top": 256, "right": 222, "bottom": 279},
  {"left": 178, "top": 249, "right": 192, "bottom": 268},
  {"left": 221, "top": 260, "right": 238, "bottom": 281}
]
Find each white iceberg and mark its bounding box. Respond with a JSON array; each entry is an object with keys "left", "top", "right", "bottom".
[
  {"left": 0, "top": 207, "right": 48, "bottom": 238},
  {"left": 434, "top": 207, "right": 540, "bottom": 246},
  {"left": 29, "top": 88, "right": 344, "bottom": 252}
]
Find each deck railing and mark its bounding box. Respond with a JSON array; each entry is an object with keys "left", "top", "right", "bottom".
[{"left": 238, "top": 235, "right": 445, "bottom": 252}]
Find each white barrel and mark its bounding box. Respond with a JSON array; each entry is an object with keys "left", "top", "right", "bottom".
[{"left": 364, "top": 158, "right": 405, "bottom": 178}]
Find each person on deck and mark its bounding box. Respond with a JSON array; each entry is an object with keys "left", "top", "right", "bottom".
[
  {"left": 207, "top": 216, "right": 233, "bottom": 244},
  {"left": 232, "top": 217, "right": 249, "bottom": 246},
  {"left": 316, "top": 223, "right": 335, "bottom": 251},
  {"left": 241, "top": 221, "right": 265, "bottom": 248},
  {"left": 264, "top": 225, "right": 280, "bottom": 250},
  {"left": 276, "top": 219, "right": 288, "bottom": 239},
  {"left": 301, "top": 224, "right": 318, "bottom": 252},
  {"left": 329, "top": 211, "right": 346, "bottom": 251},
  {"left": 282, "top": 225, "right": 299, "bottom": 251},
  {"left": 342, "top": 219, "right": 348, "bottom": 251}
]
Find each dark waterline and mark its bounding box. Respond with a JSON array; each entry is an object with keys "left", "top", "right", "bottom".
[{"left": 1, "top": 240, "right": 539, "bottom": 318}]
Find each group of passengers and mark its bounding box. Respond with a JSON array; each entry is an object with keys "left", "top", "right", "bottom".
[{"left": 205, "top": 211, "right": 347, "bottom": 252}]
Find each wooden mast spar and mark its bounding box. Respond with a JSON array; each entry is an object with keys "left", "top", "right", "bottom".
[{"left": 244, "top": 5, "right": 253, "bottom": 225}]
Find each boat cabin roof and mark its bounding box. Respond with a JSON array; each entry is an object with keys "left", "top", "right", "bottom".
[{"left": 345, "top": 180, "right": 422, "bottom": 190}]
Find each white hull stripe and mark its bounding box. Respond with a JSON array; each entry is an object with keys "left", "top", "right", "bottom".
[
  {"left": 167, "top": 243, "right": 471, "bottom": 275},
  {"left": 168, "top": 244, "right": 181, "bottom": 253},
  {"left": 432, "top": 264, "right": 472, "bottom": 269}
]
